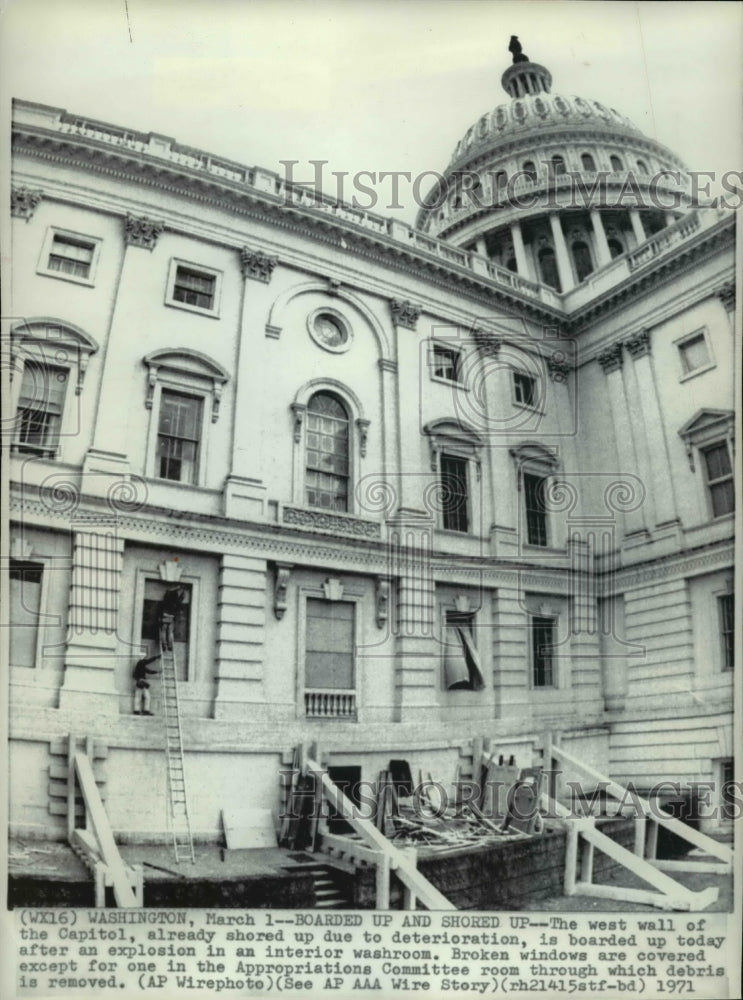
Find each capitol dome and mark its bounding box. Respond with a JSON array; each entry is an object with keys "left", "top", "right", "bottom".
[{"left": 416, "top": 41, "right": 691, "bottom": 293}]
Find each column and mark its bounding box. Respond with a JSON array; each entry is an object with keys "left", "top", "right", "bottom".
[
  {"left": 60, "top": 517, "right": 124, "bottom": 713},
  {"left": 224, "top": 249, "right": 277, "bottom": 519},
  {"left": 475, "top": 236, "right": 487, "bottom": 257},
  {"left": 510, "top": 221, "right": 529, "bottom": 277},
  {"left": 549, "top": 213, "right": 574, "bottom": 292},
  {"left": 596, "top": 344, "right": 649, "bottom": 539},
  {"left": 625, "top": 330, "right": 680, "bottom": 530},
  {"left": 664, "top": 212, "right": 676, "bottom": 229},
  {"left": 590, "top": 209, "right": 612, "bottom": 267},
  {"left": 213, "top": 554, "right": 267, "bottom": 719},
  {"left": 628, "top": 209, "right": 646, "bottom": 246}
]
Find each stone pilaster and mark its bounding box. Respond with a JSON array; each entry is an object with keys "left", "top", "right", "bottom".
[
  {"left": 213, "top": 554, "right": 267, "bottom": 718},
  {"left": 59, "top": 519, "right": 123, "bottom": 713}
]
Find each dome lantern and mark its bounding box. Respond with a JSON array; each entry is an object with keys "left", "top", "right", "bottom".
[{"left": 502, "top": 37, "right": 552, "bottom": 97}]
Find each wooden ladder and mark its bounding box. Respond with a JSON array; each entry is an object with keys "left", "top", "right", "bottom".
[{"left": 160, "top": 643, "right": 195, "bottom": 864}]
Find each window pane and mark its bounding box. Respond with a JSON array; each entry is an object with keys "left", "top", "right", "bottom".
[
  {"left": 524, "top": 473, "right": 548, "bottom": 546},
  {"left": 703, "top": 443, "right": 731, "bottom": 481},
  {"left": 440, "top": 453, "right": 469, "bottom": 533},
  {"left": 710, "top": 480, "right": 735, "bottom": 517},
  {"left": 532, "top": 616, "right": 555, "bottom": 687},
  {"left": 48, "top": 235, "right": 94, "bottom": 277},
  {"left": 719, "top": 594, "right": 734, "bottom": 669},
  {"left": 306, "top": 393, "right": 349, "bottom": 511},
  {"left": 16, "top": 363, "right": 67, "bottom": 452},
  {"left": 680, "top": 334, "right": 710, "bottom": 373},
  {"left": 173, "top": 267, "right": 215, "bottom": 309},
  {"left": 157, "top": 391, "right": 202, "bottom": 483}
]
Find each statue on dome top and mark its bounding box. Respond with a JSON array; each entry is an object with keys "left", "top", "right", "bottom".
[{"left": 509, "top": 35, "right": 529, "bottom": 64}]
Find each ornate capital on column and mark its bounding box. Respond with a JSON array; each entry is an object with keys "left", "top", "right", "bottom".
[
  {"left": 547, "top": 353, "right": 571, "bottom": 382},
  {"left": 273, "top": 562, "right": 293, "bottom": 620},
  {"left": 597, "top": 342, "right": 623, "bottom": 374},
  {"left": 390, "top": 299, "right": 421, "bottom": 330},
  {"left": 473, "top": 329, "right": 502, "bottom": 357},
  {"left": 375, "top": 577, "right": 391, "bottom": 629},
  {"left": 240, "top": 247, "right": 278, "bottom": 283},
  {"left": 124, "top": 214, "right": 164, "bottom": 249},
  {"left": 11, "top": 187, "right": 43, "bottom": 220},
  {"left": 625, "top": 329, "right": 651, "bottom": 360},
  {"left": 356, "top": 418, "right": 370, "bottom": 458},
  {"left": 717, "top": 281, "right": 735, "bottom": 312}
]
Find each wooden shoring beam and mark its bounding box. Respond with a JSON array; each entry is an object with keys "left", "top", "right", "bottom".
[
  {"left": 551, "top": 744, "right": 732, "bottom": 865},
  {"left": 305, "top": 757, "right": 455, "bottom": 910},
  {"left": 74, "top": 751, "right": 138, "bottom": 908}
]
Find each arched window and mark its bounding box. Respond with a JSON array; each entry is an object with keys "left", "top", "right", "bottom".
[
  {"left": 608, "top": 238, "right": 624, "bottom": 259},
  {"left": 538, "top": 247, "right": 561, "bottom": 291},
  {"left": 522, "top": 160, "right": 537, "bottom": 182},
  {"left": 572, "top": 241, "right": 594, "bottom": 282},
  {"left": 550, "top": 155, "right": 566, "bottom": 177},
  {"left": 581, "top": 152, "right": 596, "bottom": 172},
  {"left": 306, "top": 392, "right": 350, "bottom": 512},
  {"left": 610, "top": 154, "right": 623, "bottom": 172},
  {"left": 636, "top": 159, "right": 649, "bottom": 175}
]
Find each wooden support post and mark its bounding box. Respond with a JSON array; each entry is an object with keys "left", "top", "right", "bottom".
[
  {"left": 647, "top": 819, "right": 658, "bottom": 860},
  {"left": 95, "top": 863, "right": 106, "bottom": 908},
  {"left": 375, "top": 853, "right": 391, "bottom": 910},
  {"left": 634, "top": 816, "right": 646, "bottom": 857},
  {"left": 543, "top": 730, "right": 556, "bottom": 804},
  {"left": 67, "top": 735, "right": 77, "bottom": 841},
  {"left": 580, "top": 839, "right": 595, "bottom": 883},
  {"left": 401, "top": 848, "right": 417, "bottom": 910},
  {"left": 564, "top": 822, "right": 579, "bottom": 895},
  {"left": 470, "top": 737, "right": 482, "bottom": 781}
]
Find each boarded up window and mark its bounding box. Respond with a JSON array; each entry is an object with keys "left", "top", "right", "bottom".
[
  {"left": 444, "top": 611, "right": 484, "bottom": 691},
  {"left": 305, "top": 599, "right": 354, "bottom": 690},
  {"left": 9, "top": 561, "right": 43, "bottom": 667}
]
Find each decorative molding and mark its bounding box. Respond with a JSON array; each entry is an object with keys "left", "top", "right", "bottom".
[
  {"left": 142, "top": 349, "right": 229, "bottom": 423},
  {"left": 717, "top": 281, "right": 735, "bottom": 312},
  {"left": 356, "top": 418, "right": 370, "bottom": 458},
  {"left": 11, "top": 320, "right": 99, "bottom": 395},
  {"left": 290, "top": 402, "right": 306, "bottom": 443},
  {"left": 378, "top": 358, "right": 398, "bottom": 374},
  {"left": 597, "top": 342, "right": 623, "bottom": 374},
  {"left": 282, "top": 506, "right": 381, "bottom": 538},
  {"left": 547, "top": 355, "right": 570, "bottom": 383},
  {"left": 124, "top": 213, "right": 164, "bottom": 249},
  {"left": 473, "top": 329, "right": 502, "bottom": 357},
  {"left": 375, "top": 578, "right": 390, "bottom": 629},
  {"left": 273, "top": 562, "right": 293, "bottom": 620},
  {"left": 389, "top": 299, "right": 421, "bottom": 330},
  {"left": 678, "top": 408, "right": 734, "bottom": 472},
  {"left": 11, "top": 186, "right": 43, "bottom": 220},
  {"left": 240, "top": 247, "right": 278, "bottom": 283},
  {"left": 158, "top": 558, "right": 182, "bottom": 582},
  {"left": 624, "top": 329, "right": 651, "bottom": 360},
  {"left": 322, "top": 577, "right": 344, "bottom": 601}
]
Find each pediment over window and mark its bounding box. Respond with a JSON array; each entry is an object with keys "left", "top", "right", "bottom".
[
  {"left": 143, "top": 348, "right": 229, "bottom": 422},
  {"left": 11, "top": 319, "right": 99, "bottom": 395},
  {"left": 423, "top": 419, "right": 483, "bottom": 471},
  {"left": 509, "top": 441, "right": 558, "bottom": 468},
  {"left": 678, "top": 409, "right": 734, "bottom": 470}
]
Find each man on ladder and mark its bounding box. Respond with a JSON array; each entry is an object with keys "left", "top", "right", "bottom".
[
  {"left": 132, "top": 653, "right": 161, "bottom": 716},
  {"left": 158, "top": 584, "right": 186, "bottom": 651}
]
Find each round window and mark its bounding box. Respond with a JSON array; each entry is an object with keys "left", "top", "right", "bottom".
[{"left": 310, "top": 311, "right": 351, "bottom": 352}]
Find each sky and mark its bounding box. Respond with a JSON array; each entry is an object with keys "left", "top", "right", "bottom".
[{"left": 2, "top": 0, "right": 742, "bottom": 222}]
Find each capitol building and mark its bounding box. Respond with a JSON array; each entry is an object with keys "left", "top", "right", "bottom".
[{"left": 7, "top": 39, "right": 736, "bottom": 858}]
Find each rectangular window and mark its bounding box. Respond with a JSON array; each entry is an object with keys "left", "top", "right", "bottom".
[
  {"left": 9, "top": 561, "right": 43, "bottom": 667},
  {"left": 702, "top": 442, "right": 734, "bottom": 517},
  {"left": 513, "top": 371, "right": 537, "bottom": 407},
  {"left": 719, "top": 593, "right": 734, "bottom": 670},
  {"left": 157, "top": 390, "right": 202, "bottom": 484},
  {"left": 440, "top": 453, "right": 469, "bottom": 533},
  {"left": 47, "top": 233, "right": 95, "bottom": 278},
  {"left": 305, "top": 599, "right": 356, "bottom": 719},
  {"left": 15, "top": 361, "right": 68, "bottom": 456},
  {"left": 531, "top": 615, "right": 556, "bottom": 687},
  {"left": 432, "top": 344, "right": 461, "bottom": 383},
  {"left": 524, "top": 471, "right": 548, "bottom": 545},
  {"left": 678, "top": 332, "right": 711, "bottom": 375},
  {"left": 172, "top": 265, "right": 216, "bottom": 311},
  {"left": 444, "top": 611, "right": 484, "bottom": 690},
  {"left": 141, "top": 580, "right": 191, "bottom": 681}
]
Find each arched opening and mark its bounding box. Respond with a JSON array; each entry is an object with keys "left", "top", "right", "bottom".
[
  {"left": 538, "top": 247, "right": 561, "bottom": 291},
  {"left": 608, "top": 238, "right": 624, "bottom": 259},
  {"left": 636, "top": 159, "right": 649, "bottom": 175},
  {"left": 610, "top": 154, "right": 623, "bottom": 172},
  {"left": 522, "top": 160, "right": 537, "bottom": 182},
  {"left": 581, "top": 152, "right": 596, "bottom": 172},
  {"left": 305, "top": 391, "right": 350, "bottom": 512},
  {"left": 572, "top": 241, "right": 594, "bottom": 282},
  {"left": 494, "top": 171, "right": 508, "bottom": 195}
]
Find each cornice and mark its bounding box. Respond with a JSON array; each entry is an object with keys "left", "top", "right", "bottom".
[
  {"left": 13, "top": 129, "right": 563, "bottom": 326},
  {"left": 603, "top": 540, "right": 733, "bottom": 594}
]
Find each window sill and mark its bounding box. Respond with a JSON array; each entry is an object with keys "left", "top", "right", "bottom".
[
  {"left": 678, "top": 362, "right": 716, "bottom": 383},
  {"left": 164, "top": 299, "right": 220, "bottom": 320},
  {"left": 512, "top": 400, "right": 545, "bottom": 416},
  {"left": 36, "top": 267, "right": 95, "bottom": 287},
  {"left": 430, "top": 375, "right": 467, "bottom": 390}
]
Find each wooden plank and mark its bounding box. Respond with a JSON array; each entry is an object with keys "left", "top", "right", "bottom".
[
  {"left": 564, "top": 822, "right": 578, "bottom": 896},
  {"left": 74, "top": 751, "right": 137, "bottom": 908},
  {"left": 222, "top": 808, "right": 276, "bottom": 849},
  {"left": 376, "top": 853, "right": 390, "bottom": 910},
  {"left": 307, "top": 758, "right": 455, "bottom": 910},
  {"left": 650, "top": 859, "right": 731, "bottom": 875},
  {"left": 551, "top": 745, "right": 733, "bottom": 863},
  {"left": 575, "top": 881, "right": 718, "bottom": 911}
]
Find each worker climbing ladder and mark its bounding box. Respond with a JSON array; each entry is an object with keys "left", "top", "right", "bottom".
[{"left": 159, "top": 642, "right": 195, "bottom": 864}]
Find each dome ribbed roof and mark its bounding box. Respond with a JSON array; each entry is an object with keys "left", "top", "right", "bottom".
[{"left": 449, "top": 92, "right": 642, "bottom": 171}]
